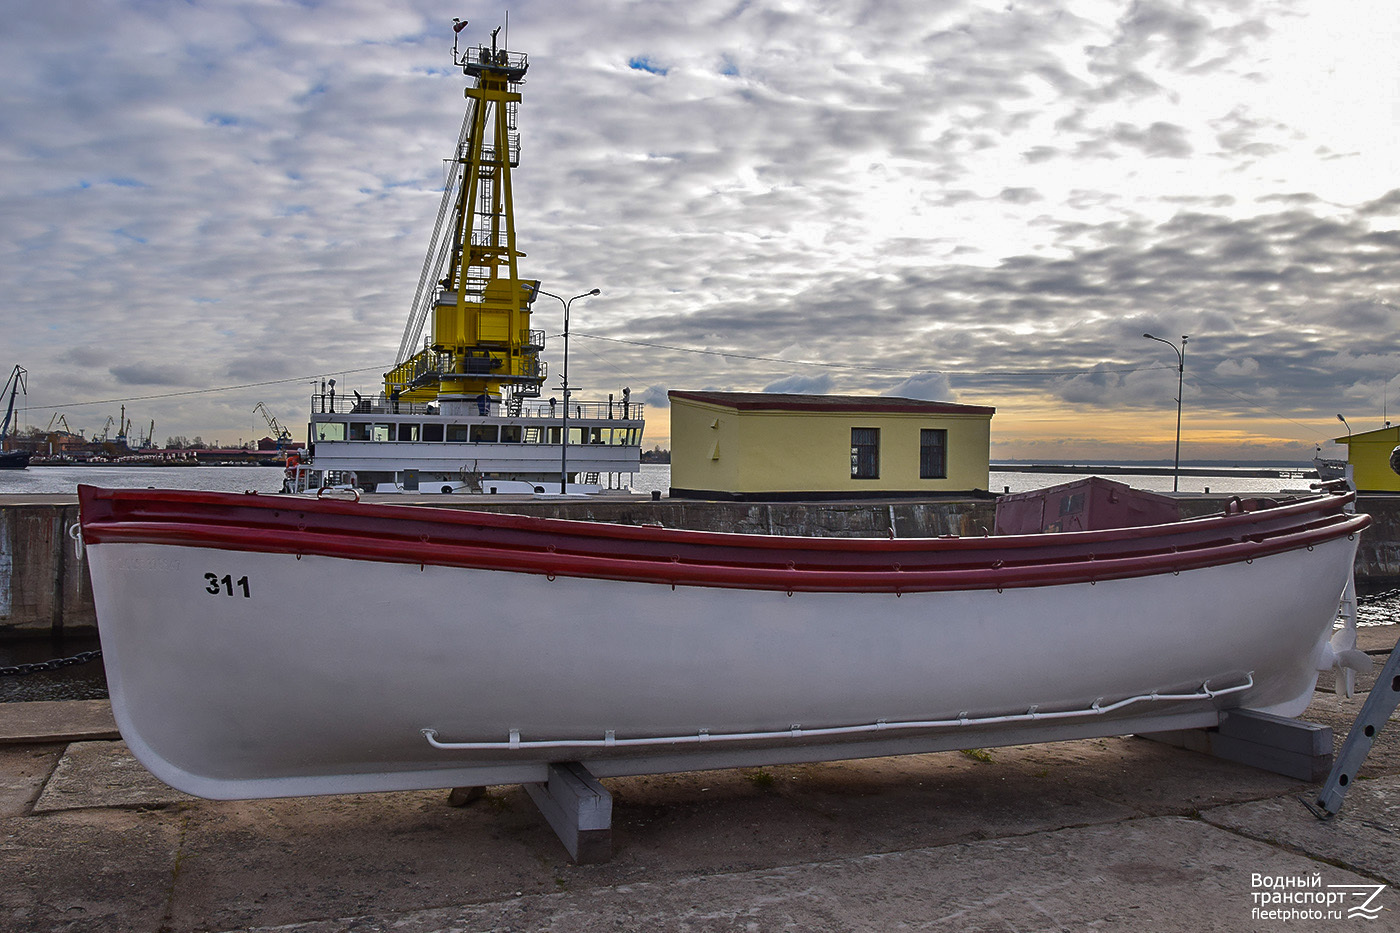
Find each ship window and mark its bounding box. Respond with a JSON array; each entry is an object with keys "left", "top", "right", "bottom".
[
  {"left": 567, "top": 427, "right": 582, "bottom": 446},
  {"left": 500, "top": 425, "right": 522, "bottom": 443},
  {"left": 920, "top": 429, "right": 947, "bottom": 479},
  {"left": 446, "top": 424, "right": 469, "bottom": 442},
  {"left": 398, "top": 423, "right": 420, "bottom": 442},
  {"left": 547, "top": 426, "right": 562, "bottom": 445},
  {"left": 470, "top": 425, "right": 498, "bottom": 443},
  {"left": 423, "top": 423, "right": 444, "bottom": 442},
  {"left": 349, "top": 423, "right": 371, "bottom": 441},
  {"left": 371, "top": 423, "right": 393, "bottom": 442},
  {"left": 315, "top": 422, "right": 346, "bottom": 442},
  {"left": 851, "top": 428, "right": 879, "bottom": 480}
]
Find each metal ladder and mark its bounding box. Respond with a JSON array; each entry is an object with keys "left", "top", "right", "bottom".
[{"left": 1309, "top": 637, "right": 1400, "bottom": 817}]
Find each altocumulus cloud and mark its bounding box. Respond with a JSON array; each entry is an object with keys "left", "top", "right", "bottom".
[{"left": 1, "top": 0, "right": 1397, "bottom": 458}]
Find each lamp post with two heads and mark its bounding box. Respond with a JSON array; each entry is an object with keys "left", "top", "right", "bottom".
[
  {"left": 522, "top": 284, "right": 601, "bottom": 493},
  {"left": 1143, "top": 333, "right": 1188, "bottom": 492}
]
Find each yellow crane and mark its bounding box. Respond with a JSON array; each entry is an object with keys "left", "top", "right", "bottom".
[{"left": 383, "top": 24, "right": 543, "bottom": 407}]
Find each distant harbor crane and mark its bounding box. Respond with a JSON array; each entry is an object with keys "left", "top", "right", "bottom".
[
  {"left": 1, "top": 365, "right": 31, "bottom": 469},
  {"left": 254, "top": 402, "right": 294, "bottom": 451}
]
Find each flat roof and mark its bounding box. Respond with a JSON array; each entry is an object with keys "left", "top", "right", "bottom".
[
  {"left": 1334, "top": 424, "right": 1398, "bottom": 444},
  {"left": 668, "top": 391, "right": 995, "bottom": 416}
]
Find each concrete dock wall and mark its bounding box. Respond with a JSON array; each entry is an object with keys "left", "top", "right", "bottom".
[
  {"left": 2, "top": 493, "right": 1397, "bottom": 638},
  {"left": 0, "top": 503, "right": 94, "bottom": 639}
]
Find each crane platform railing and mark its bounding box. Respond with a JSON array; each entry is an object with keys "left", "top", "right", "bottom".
[{"left": 310, "top": 393, "right": 643, "bottom": 422}]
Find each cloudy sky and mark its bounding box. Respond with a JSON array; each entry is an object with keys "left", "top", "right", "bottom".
[{"left": 5, "top": 0, "right": 1399, "bottom": 460}]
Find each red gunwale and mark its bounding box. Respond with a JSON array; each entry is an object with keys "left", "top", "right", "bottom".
[{"left": 77, "top": 486, "right": 1370, "bottom": 593}]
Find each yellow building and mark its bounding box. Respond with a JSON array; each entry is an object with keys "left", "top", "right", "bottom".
[
  {"left": 1334, "top": 424, "right": 1400, "bottom": 492},
  {"left": 669, "top": 391, "right": 995, "bottom": 499}
]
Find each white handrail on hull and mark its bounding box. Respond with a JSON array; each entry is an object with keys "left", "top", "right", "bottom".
[{"left": 420, "top": 673, "right": 1254, "bottom": 751}]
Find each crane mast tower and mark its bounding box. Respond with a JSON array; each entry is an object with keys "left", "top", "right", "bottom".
[{"left": 384, "top": 26, "right": 542, "bottom": 407}]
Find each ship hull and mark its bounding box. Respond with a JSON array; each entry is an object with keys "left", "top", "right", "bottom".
[{"left": 78, "top": 486, "right": 1367, "bottom": 799}]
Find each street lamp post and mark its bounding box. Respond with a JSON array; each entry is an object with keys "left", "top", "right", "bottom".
[
  {"left": 1144, "top": 333, "right": 1189, "bottom": 492},
  {"left": 523, "top": 284, "right": 600, "bottom": 493}
]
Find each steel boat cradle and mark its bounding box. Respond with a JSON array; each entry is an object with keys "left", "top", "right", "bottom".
[{"left": 76, "top": 484, "right": 1369, "bottom": 805}]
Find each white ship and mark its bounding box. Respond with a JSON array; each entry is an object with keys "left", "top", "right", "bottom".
[{"left": 291, "top": 27, "right": 642, "bottom": 496}]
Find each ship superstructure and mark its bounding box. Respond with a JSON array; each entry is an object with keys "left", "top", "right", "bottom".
[{"left": 295, "top": 25, "right": 643, "bottom": 495}]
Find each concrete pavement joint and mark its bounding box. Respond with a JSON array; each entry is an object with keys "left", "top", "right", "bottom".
[
  {"left": 24, "top": 740, "right": 67, "bottom": 818},
  {"left": 1236, "top": 835, "right": 1396, "bottom": 890},
  {"left": 1192, "top": 773, "right": 1400, "bottom": 885},
  {"left": 158, "top": 810, "right": 191, "bottom": 933}
]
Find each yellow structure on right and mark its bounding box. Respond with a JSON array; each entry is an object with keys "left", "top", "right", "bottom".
[
  {"left": 1333, "top": 424, "right": 1400, "bottom": 492},
  {"left": 669, "top": 391, "right": 996, "bottom": 500}
]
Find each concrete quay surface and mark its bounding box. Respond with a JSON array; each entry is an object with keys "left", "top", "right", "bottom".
[{"left": 1, "top": 628, "right": 1399, "bottom": 932}]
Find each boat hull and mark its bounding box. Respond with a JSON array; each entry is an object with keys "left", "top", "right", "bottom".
[{"left": 78, "top": 487, "right": 1367, "bottom": 799}]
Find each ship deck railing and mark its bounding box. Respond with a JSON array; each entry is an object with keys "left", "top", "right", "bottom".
[{"left": 311, "top": 394, "right": 643, "bottom": 422}]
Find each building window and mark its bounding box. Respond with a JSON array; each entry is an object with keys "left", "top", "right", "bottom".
[
  {"left": 920, "top": 429, "right": 947, "bottom": 479},
  {"left": 851, "top": 428, "right": 879, "bottom": 479}
]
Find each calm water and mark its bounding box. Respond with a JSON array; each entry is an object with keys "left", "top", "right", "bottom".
[
  {"left": 0, "top": 464, "right": 290, "bottom": 495},
  {"left": 0, "top": 462, "right": 1312, "bottom": 498},
  {"left": 988, "top": 470, "right": 1313, "bottom": 496},
  {"left": 0, "top": 463, "right": 673, "bottom": 496}
]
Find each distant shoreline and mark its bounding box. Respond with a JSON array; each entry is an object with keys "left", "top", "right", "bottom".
[{"left": 992, "top": 462, "right": 1316, "bottom": 479}]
